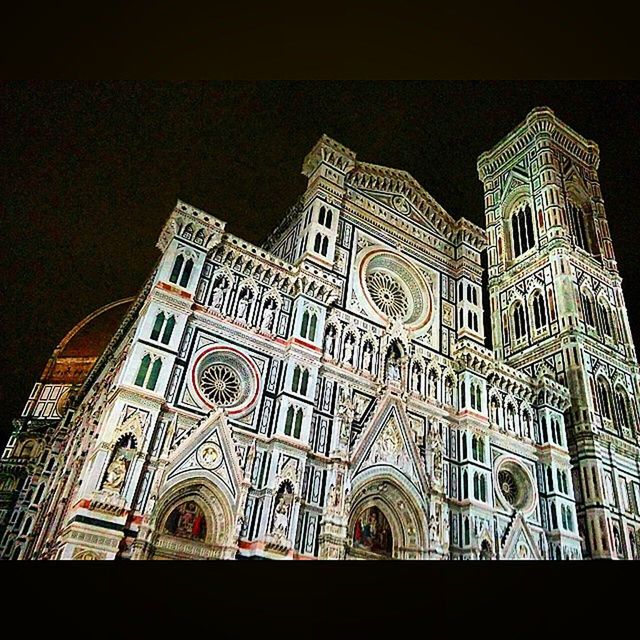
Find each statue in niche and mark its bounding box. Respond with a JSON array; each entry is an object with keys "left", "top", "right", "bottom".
[
  {"left": 209, "top": 280, "right": 226, "bottom": 311},
  {"left": 362, "top": 344, "right": 373, "bottom": 372},
  {"left": 261, "top": 301, "right": 276, "bottom": 332},
  {"left": 236, "top": 291, "right": 251, "bottom": 322},
  {"left": 324, "top": 327, "right": 336, "bottom": 357},
  {"left": 429, "top": 513, "right": 439, "bottom": 543},
  {"left": 412, "top": 366, "right": 421, "bottom": 392},
  {"left": 337, "top": 387, "right": 356, "bottom": 442},
  {"left": 387, "top": 356, "right": 401, "bottom": 383},
  {"left": 103, "top": 454, "right": 127, "bottom": 491},
  {"left": 343, "top": 336, "right": 355, "bottom": 365},
  {"left": 272, "top": 494, "right": 290, "bottom": 538}
]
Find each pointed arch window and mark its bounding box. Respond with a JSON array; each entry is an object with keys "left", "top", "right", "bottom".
[
  {"left": 135, "top": 354, "right": 162, "bottom": 391},
  {"left": 301, "top": 310, "right": 310, "bottom": 338},
  {"left": 614, "top": 387, "right": 630, "bottom": 430},
  {"left": 325, "top": 209, "right": 333, "bottom": 229},
  {"left": 314, "top": 234, "right": 322, "bottom": 253},
  {"left": 292, "top": 366, "right": 301, "bottom": 393},
  {"left": 581, "top": 291, "right": 596, "bottom": 328},
  {"left": 169, "top": 254, "right": 184, "bottom": 284},
  {"left": 318, "top": 206, "right": 326, "bottom": 226},
  {"left": 309, "top": 314, "right": 317, "bottom": 341},
  {"left": 179, "top": 258, "right": 194, "bottom": 288},
  {"left": 567, "top": 202, "right": 589, "bottom": 252},
  {"left": 511, "top": 203, "right": 535, "bottom": 258},
  {"left": 597, "top": 378, "right": 612, "bottom": 420},
  {"left": 512, "top": 302, "right": 526, "bottom": 341},
  {"left": 532, "top": 291, "right": 547, "bottom": 331},
  {"left": 294, "top": 409, "right": 303, "bottom": 439},
  {"left": 161, "top": 315, "right": 176, "bottom": 344},
  {"left": 321, "top": 236, "right": 329, "bottom": 256},
  {"left": 300, "top": 370, "right": 310, "bottom": 396},
  {"left": 284, "top": 407, "right": 294, "bottom": 436},
  {"left": 151, "top": 312, "right": 165, "bottom": 341},
  {"left": 598, "top": 301, "right": 613, "bottom": 338}
]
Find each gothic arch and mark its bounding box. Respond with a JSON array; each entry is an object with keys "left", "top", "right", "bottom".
[
  {"left": 149, "top": 476, "right": 236, "bottom": 560},
  {"left": 347, "top": 469, "right": 428, "bottom": 559}
]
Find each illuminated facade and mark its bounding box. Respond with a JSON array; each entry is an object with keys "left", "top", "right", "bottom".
[{"left": 1, "top": 107, "right": 638, "bottom": 560}]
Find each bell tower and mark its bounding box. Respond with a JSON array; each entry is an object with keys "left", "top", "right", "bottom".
[{"left": 478, "top": 107, "right": 640, "bottom": 559}]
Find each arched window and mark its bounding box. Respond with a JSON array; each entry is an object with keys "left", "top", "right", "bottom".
[
  {"left": 309, "top": 313, "right": 317, "bottom": 341},
  {"left": 321, "top": 236, "right": 329, "bottom": 256},
  {"left": 473, "top": 473, "right": 479, "bottom": 500},
  {"left": 462, "top": 470, "right": 468, "bottom": 499},
  {"left": 147, "top": 358, "right": 162, "bottom": 391},
  {"left": 34, "top": 484, "right": 45, "bottom": 504},
  {"left": 567, "top": 202, "right": 589, "bottom": 252},
  {"left": 597, "top": 378, "right": 612, "bottom": 420},
  {"left": 301, "top": 310, "right": 310, "bottom": 338},
  {"left": 472, "top": 288, "right": 478, "bottom": 305},
  {"left": 478, "top": 438, "right": 485, "bottom": 463},
  {"left": 598, "top": 301, "right": 613, "bottom": 338},
  {"left": 284, "top": 407, "right": 294, "bottom": 436},
  {"left": 151, "top": 312, "right": 165, "bottom": 341},
  {"left": 532, "top": 291, "right": 547, "bottom": 330},
  {"left": 179, "top": 258, "right": 194, "bottom": 288},
  {"left": 581, "top": 291, "right": 595, "bottom": 328},
  {"left": 462, "top": 433, "right": 468, "bottom": 459},
  {"left": 467, "top": 284, "right": 472, "bottom": 302},
  {"left": 21, "top": 517, "right": 32, "bottom": 536},
  {"left": 511, "top": 203, "right": 535, "bottom": 258},
  {"left": 169, "top": 254, "right": 184, "bottom": 284},
  {"left": 300, "top": 370, "right": 310, "bottom": 396},
  {"left": 547, "top": 467, "right": 554, "bottom": 491},
  {"left": 161, "top": 315, "right": 176, "bottom": 344},
  {"left": 183, "top": 224, "right": 194, "bottom": 240},
  {"left": 541, "top": 417, "right": 548, "bottom": 442},
  {"left": 325, "top": 209, "right": 333, "bottom": 228},
  {"left": 480, "top": 476, "right": 487, "bottom": 502},
  {"left": 614, "top": 387, "right": 630, "bottom": 429},
  {"left": 318, "top": 206, "right": 326, "bottom": 226},
  {"left": 460, "top": 380, "right": 466, "bottom": 408},
  {"left": 512, "top": 302, "right": 526, "bottom": 341},
  {"left": 551, "top": 503, "right": 558, "bottom": 529},
  {"left": 292, "top": 366, "right": 301, "bottom": 393},
  {"left": 475, "top": 384, "right": 482, "bottom": 412},
  {"left": 135, "top": 354, "right": 151, "bottom": 387},
  {"left": 294, "top": 409, "right": 303, "bottom": 439},
  {"left": 459, "top": 282, "right": 464, "bottom": 300},
  {"left": 472, "top": 435, "right": 478, "bottom": 460},
  {"left": 314, "top": 234, "right": 322, "bottom": 253},
  {"left": 194, "top": 228, "right": 206, "bottom": 245}
]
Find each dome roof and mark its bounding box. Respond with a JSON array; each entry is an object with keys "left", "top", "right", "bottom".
[{"left": 41, "top": 298, "right": 134, "bottom": 385}]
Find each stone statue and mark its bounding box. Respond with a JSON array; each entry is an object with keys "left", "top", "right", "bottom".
[
  {"left": 272, "top": 496, "right": 290, "bottom": 537},
  {"left": 387, "top": 357, "right": 400, "bottom": 382},
  {"left": 362, "top": 346, "right": 372, "bottom": 372},
  {"left": 412, "top": 368, "right": 421, "bottom": 391},
  {"left": 261, "top": 305, "right": 275, "bottom": 331},
  {"left": 325, "top": 330, "right": 335, "bottom": 356},
  {"left": 237, "top": 294, "right": 250, "bottom": 321},
  {"left": 343, "top": 338, "right": 354, "bottom": 365},
  {"left": 338, "top": 389, "right": 356, "bottom": 442},
  {"left": 103, "top": 455, "right": 127, "bottom": 491},
  {"left": 429, "top": 513, "right": 439, "bottom": 543},
  {"left": 210, "top": 283, "right": 225, "bottom": 310},
  {"left": 327, "top": 484, "right": 337, "bottom": 509}
]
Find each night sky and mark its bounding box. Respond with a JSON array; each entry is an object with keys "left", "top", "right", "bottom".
[{"left": 2, "top": 81, "right": 639, "bottom": 448}]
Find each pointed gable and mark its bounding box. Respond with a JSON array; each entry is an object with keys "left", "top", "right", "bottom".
[
  {"left": 351, "top": 393, "right": 430, "bottom": 496},
  {"left": 165, "top": 409, "right": 244, "bottom": 502}
]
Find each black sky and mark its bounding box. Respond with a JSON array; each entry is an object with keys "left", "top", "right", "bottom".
[{"left": 1, "top": 81, "right": 639, "bottom": 447}]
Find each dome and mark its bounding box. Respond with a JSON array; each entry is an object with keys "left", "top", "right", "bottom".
[{"left": 41, "top": 298, "right": 134, "bottom": 385}]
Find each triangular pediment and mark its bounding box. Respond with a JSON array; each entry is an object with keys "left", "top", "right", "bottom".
[
  {"left": 165, "top": 409, "right": 244, "bottom": 501},
  {"left": 501, "top": 513, "right": 543, "bottom": 560},
  {"left": 351, "top": 393, "right": 430, "bottom": 495}
]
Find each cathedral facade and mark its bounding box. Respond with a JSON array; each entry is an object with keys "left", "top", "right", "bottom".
[{"left": 1, "top": 107, "right": 638, "bottom": 560}]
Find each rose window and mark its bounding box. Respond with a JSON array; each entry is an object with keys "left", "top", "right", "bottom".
[
  {"left": 366, "top": 271, "right": 409, "bottom": 319},
  {"left": 199, "top": 364, "right": 242, "bottom": 406},
  {"left": 358, "top": 248, "right": 433, "bottom": 331},
  {"left": 496, "top": 461, "right": 535, "bottom": 512},
  {"left": 498, "top": 470, "right": 519, "bottom": 507},
  {"left": 191, "top": 346, "right": 259, "bottom": 415}
]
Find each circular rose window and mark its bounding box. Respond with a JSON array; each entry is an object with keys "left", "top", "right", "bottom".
[
  {"left": 358, "top": 247, "right": 432, "bottom": 331},
  {"left": 496, "top": 461, "right": 535, "bottom": 512},
  {"left": 191, "top": 346, "right": 259, "bottom": 415}
]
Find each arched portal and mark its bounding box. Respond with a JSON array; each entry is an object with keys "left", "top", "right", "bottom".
[
  {"left": 147, "top": 479, "right": 235, "bottom": 560},
  {"left": 346, "top": 472, "right": 428, "bottom": 560}
]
